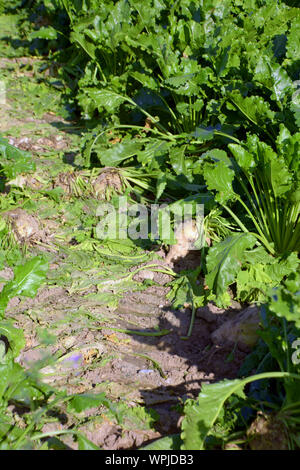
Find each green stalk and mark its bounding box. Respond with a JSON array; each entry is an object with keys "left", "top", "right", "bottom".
[
  {"left": 222, "top": 201, "right": 275, "bottom": 254},
  {"left": 265, "top": 174, "right": 282, "bottom": 250},
  {"left": 124, "top": 176, "right": 155, "bottom": 191},
  {"left": 169, "top": 92, "right": 184, "bottom": 133},
  {"left": 87, "top": 123, "right": 176, "bottom": 164},
  {"left": 32, "top": 430, "right": 76, "bottom": 441},
  {"left": 236, "top": 172, "right": 266, "bottom": 233},
  {"left": 112, "top": 124, "right": 175, "bottom": 140},
  {"left": 285, "top": 219, "right": 300, "bottom": 252},
  {"left": 247, "top": 174, "right": 271, "bottom": 236},
  {"left": 282, "top": 401, "right": 300, "bottom": 412},
  {"left": 221, "top": 203, "right": 249, "bottom": 233},
  {"left": 283, "top": 203, "right": 300, "bottom": 251},
  {"left": 124, "top": 95, "right": 172, "bottom": 135},
  {"left": 214, "top": 131, "right": 241, "bottom": 144},
  {"left": 254, "top": 171, "right": 279, "bottom": 246},
  {"left": 280, "top": 203, "right": 289, "bottom": 249},
  {"left": 236, "top": 195, "right": 275, "bottom": 252},
  {"left": 159, "top": 93, "right": 182, "bottom": 131}
]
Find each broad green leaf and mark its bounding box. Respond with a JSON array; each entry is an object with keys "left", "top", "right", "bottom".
[
  {"left": 130, "top": 71, "right": 159, "bottom": 91},
  {"left": 206, "top": 233, "right": 256, "bottom": 298},
  {"left": 0, "top": 360, "right": 46, "bottom": 406},
  {"left": 167, "top": 268, "right": 204, "bottom": 311},
  {"left": 246, "top": 136, "right": 293, "bottom": 196},
  {"left": 201, "top": 149, "right": 232, "bottom": 168},
  {"left": 29, "top": 27, "right": 58, "bottom": 40},
  {"left": 229, "top": 93, "right": 275, "bottom": 127},
  {"left": 166, "top": 275, "right": 193, "bottom": 310},
  {"left": 0, "top": 320, "right": 25, "bottom": 360},
  {"left": 84, "top": 89, "right": 127, "bottom": 114},
  {"left": 137, "top": 139, "right": 170, "bottom": 168},
  {"left": 100, "top": 141, "right": 142, "bottom": 166},
  {"left": 70, "top": 31, "right": 96, "bottom": 60},
  {"left": 165, "top": 74, "right": 196, "bottom": 88},
  {"left": 0, "top": 137, "right": 35, "bottom": 179},
  {"left": 253, "top": 57, "right": 293, "bottom": 103},
  {"left": 169, "top": 146, "right": 186, "bottom": 175},
  {"left": 67, "top": 392, "right": 110, "bottom": 413},
  {"left": 0, "top": 256, "right": 48, "bottom": 318},
  {"left": 258, "top": 143, "right": 292, "bottom": 197},
  {"left": 0, "top": 362, "right": 18, "bottom": 399},
  {"left": 181, "top": 379, "right": 245, "bottom": 450},
  {"left": 228, "top": 144, "right": 256, "bottom": 171},
  {"left": 286, "top": 18, "right": 300, "bottom": 60},
  {"left": 214, "top": 45, "right": 230, "bottom": 77},
  {"left": 203, "top": 160, "right": 235, "bottom": 204},
  {"left": 276, "top": 124, "right": 292, "bottom": 149},
  {"left": 276, "top": 126, "right": 300, "bottom": 171},
  {"left": 291, "top": 102, "right": 300, "bottom": 128},
  {"left": 180, "top": 371, "right": 300, "bottom": 450},
  {"left": 164, "top": 73, "right": 202, "bottom": 96},
  {"left": 7, "top": 371, "right": 46, "bottom": 406},
  {"left": 237, "top": 253, "right": 299, "bottom": 303},
  {"left": 242, "top": 246, "right": 275, "bottom": 265},
  {"left": 39, "top": 188, "right": 64, "bottom": 203},
  {"left": 192, "top": 126, "right": 216, "bottom": 142},
  {"left": 267, "top": 271, "right": 300, "bottom": 328}
]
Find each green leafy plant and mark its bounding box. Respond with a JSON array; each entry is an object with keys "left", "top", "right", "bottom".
[
  {"left": 142, "top": 371, "right": 300, "bottom": 450},
  {"left": 266, "top": 270, "right": 300, "bottom": 328},
  {"left": 41, "top": 0, "right": 298, "bottom": 175},
  {"left": 0, "top": 256, "right": 117, "bottom": 450},
  {"left": 203, "top": 129, "right": 299, "bottom": 304},
  {"left": 145, "top": 277, "right": 300, "bottom": 450},
  {"left": 203, "top": 129, "right": 300, "bottom": 255},
  {"left": 3, "top": 0, "right": 300, "bottom": 451}
]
